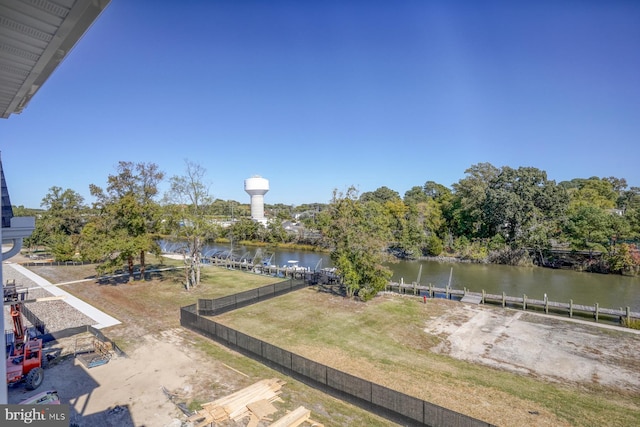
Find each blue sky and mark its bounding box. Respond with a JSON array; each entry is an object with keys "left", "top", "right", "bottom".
[{"left": 2, "top": 0, "right": 639, "bottom": 209}]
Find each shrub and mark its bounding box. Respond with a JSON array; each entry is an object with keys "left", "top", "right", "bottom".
[{"left": 424, "top": 235, "right": 443, "bottom": 256}]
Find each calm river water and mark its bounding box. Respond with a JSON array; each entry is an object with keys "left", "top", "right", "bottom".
[{"left": 161, "top": 241, "right": 640, "bottom": 311}]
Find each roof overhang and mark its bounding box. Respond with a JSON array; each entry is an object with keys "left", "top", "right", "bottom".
[{"left": 0, "top": 0, "right": 110, "bottom": 118}]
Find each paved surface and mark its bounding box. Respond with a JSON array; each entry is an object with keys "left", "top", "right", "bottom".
[
  {"left": 4, "top": 262, "right": 120, "bottom": 329},
  {"left": 424, "top": 303, "right": 640, "bottom": 392}
]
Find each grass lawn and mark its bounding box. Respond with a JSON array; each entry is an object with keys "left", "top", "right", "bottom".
[
  {"left": 214, "top": 287, "right": 640, "bottom": 427},
  {"left": 33, "top": 258, "right": 282, "bottom": 348}
]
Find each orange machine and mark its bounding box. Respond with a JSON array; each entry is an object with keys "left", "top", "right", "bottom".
[{"left": 4, "top": 282, "right": 44, "bottom": 390}]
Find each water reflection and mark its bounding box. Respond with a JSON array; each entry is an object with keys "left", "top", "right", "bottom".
[{"left": 158, "top": 240, "right": 640, "bottom": 310}]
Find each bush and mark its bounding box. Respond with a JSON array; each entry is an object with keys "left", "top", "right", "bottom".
[
  {"left": 423, "top": 235, "right": 443, "bottom": 256},
  {"left": 488, "top": 247, "right": 533, "bottom": 266},
  {"left": 458, "top": 239, "right": 489, "bottom": 262}
]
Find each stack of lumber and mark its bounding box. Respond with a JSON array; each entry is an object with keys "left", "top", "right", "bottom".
[{"left": 187, "top": 378, "right": 285, "bottom": 427}]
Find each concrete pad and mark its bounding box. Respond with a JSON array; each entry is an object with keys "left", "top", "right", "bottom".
[
  {"left": 424, "top": 304, "right": 640, "bottom": 392},
  {"left": 5, "top": 263, "right": 120, "bottom": 329}
]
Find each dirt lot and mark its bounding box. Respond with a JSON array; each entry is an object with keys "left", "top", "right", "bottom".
[{"left": 8, "top": 329, "right": 223, "bottom": 427}]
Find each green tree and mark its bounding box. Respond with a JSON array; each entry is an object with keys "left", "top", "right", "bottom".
[
  {"left": 564, "top": 206, "right": 611, "bottom": 253},
  {"left": 321, "top": 187, "right": 393, "bottom": 301},
  {"left": 360, "top": 186, "right": 401, "bottom": 204},
  {"left": 626, "top": 207, "right": 640, "bottom": 240},
  {"left": 37, "top": 186, "right": 87, "bottom": 261},
  {"left": 403, "top": 186, "right": 429, "bottom": 205},
  {"left": 384, "top": 198, "right": 416, "bottom": 258},
  {"left": 451, "top": 162, "right": 500, "bottom": 237},
  {"left": 86, "top": 161, "right": 164, "bottom": 279},
  {"left": 164, "top": 160, "right": 215, "bottom": 290},
  {"left": 228, "top": 218, "right": 260, "bottom": 243},
  {"left": 619, "top": 186, "right": 640, "bottom": 214},
  {"left": 567, "top": 177, "right": 617, "bottom": 210},
  {"left": 484, "top": 166, "right": 567, "bottom": 247},
  {"left": 266, "top": 220, "right": 291, "bottom": 244},
  {"left": 607, "top": 243, "right": 637, "bottom": 274},
  {"left": 424, "top": 234, "right": 443, "bottom": 256},
  {"left": 423, "top": 181, "right": 452, "bottom": 202}
]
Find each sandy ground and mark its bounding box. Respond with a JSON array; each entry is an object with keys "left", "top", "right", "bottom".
[
  {"left": 7, "top": 329, "right": 219, "bottom": 427},
  {"left": 424, "top": 303, "right": 640, "bottom": 392}
]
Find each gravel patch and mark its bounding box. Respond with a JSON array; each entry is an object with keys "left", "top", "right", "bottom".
[{"left": 3, "top": 264, "right": 95, "bottom": 333}]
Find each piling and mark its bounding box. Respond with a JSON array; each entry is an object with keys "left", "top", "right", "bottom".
[
  {"left": 544, "top": 294, "right": 549, "bottom": 314},
  {"left": 523, "top": 294, "right": 527, "bottom": 310},
  {"left": 595, "top": 303, "right": 599, "bottom": 322},
  {"left": 569, "top": 300, "right": 573, "bottom": 318}
]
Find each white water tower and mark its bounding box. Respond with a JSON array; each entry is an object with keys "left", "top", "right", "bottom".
[{"left": 244, "top": 175, "right": 269, "bottom": 223}]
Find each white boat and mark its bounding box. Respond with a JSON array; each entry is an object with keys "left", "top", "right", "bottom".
[{"left": 283, "top": 260, "right": 308, "bottom": 271}]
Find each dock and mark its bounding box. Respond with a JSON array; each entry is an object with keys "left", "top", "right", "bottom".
[{"left": 386, "top": 281, "right": 640, "bottom": 324}]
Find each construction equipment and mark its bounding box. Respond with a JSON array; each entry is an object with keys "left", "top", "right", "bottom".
[
  {"left": 74, "top": 335, "right": 114, "bottom": 368},
  {"left": 4, "top": 280, "right": 45, "bottom": 390}
]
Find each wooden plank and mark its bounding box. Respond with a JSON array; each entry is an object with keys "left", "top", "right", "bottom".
[
  {"left": 247, "top": 413, "right": 261, "bottom": 427},
  {"left": 247, "top": 399, "right": 278, "bottom": 419},
  {"left": 269, "top": 406, "right": 311, "bottom": 427}
]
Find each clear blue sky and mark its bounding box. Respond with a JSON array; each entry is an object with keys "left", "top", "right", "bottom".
[{"left": 2, "top": 0, "right": 639, "bottom": 209}]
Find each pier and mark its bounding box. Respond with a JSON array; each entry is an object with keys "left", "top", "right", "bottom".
[{"left": 386, "top": 281, "right": 640, "bottom": 324}]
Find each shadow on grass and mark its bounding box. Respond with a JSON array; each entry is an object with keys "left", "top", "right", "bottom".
[
  {"left": 93, "top": 265, "right": 182, "bottom": 286},
  {"left": 316, "top": 283, "right": 346, "bottom": 297}
]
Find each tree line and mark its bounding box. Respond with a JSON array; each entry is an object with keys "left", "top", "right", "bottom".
[{"left": 13, "top": 160, "right": 640, "bottom": 299}]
